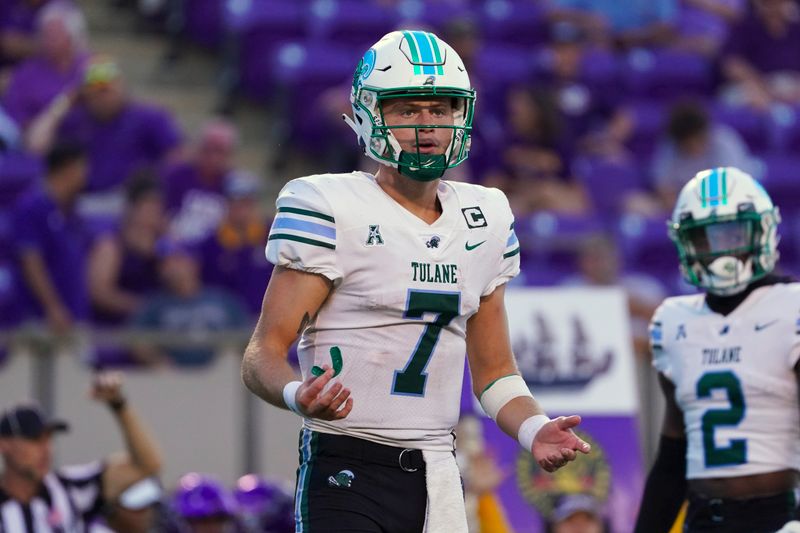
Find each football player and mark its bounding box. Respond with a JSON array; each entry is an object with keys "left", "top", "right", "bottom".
[
  {"left": 241, "top": 30, "right": 590, "bottom": 532},
  {"left": 635, "top": 167, "right": 799, "bottom": 532}
]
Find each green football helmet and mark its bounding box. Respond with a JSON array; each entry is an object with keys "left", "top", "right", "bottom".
[
  {"left": 669, "top": 167, "right": 781, "bottom": 295},
  {"left": 343, "top": 30, "right": 476, "bottom": 181}
]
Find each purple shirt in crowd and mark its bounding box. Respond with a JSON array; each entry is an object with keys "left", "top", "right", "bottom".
[
  {"left": 197, "top": 222, "right": 273, "bottom": 314},
  {"left": 59, "top": 101, "right": 182, "bottom": 193},
  {"left": 11, "top": 187, "right": 91, "bottom": 320},
  {"left": 91, "top": 228, "right": 161, "bottom": 325},
  {"left": 724, "top": 6, "right": 800, "bottom": 74},
  {"left": 163, "top": 161, "right": 228, "bottom": 242},
  {"left": 2, "top": 55, "right": 86, "bottom": 128}
]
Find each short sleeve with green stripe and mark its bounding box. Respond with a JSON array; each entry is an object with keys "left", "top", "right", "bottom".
[{"left": 266, "top": 178, "right": 343, "bottom": 282}]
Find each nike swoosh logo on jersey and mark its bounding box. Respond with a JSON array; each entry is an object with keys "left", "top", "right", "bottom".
[
  {"left": 465, "top": 240, "right": 486, "bottom": 251},
  {"left": 755, "top": 319, "right": 779, "bottom": 331}
]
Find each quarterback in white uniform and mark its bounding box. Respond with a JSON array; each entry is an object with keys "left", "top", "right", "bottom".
[
  {"left": 242, "top": 30, "right": 590, "bottom": 532},
  {"left": 635, "top": 167, "right": 800, "bottom": 533}
]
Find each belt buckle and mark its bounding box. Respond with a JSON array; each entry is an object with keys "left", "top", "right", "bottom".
[
  {"left": 398, "top": 448, "right": 419, "bottom": 472},
  {"left": 708, "top": 498, "right": 724, "bottom": 523}
]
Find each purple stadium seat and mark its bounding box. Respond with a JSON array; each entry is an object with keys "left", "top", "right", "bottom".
[
  {"left": 622, "top": 48, "right": 713, "bottom": 99},
  {"left": 393, "top": 0, "right": 472, "bottom": 31},
  {"left": 474, "top": 45, "right": 536, "bottom": 113},
  {"left": 759, "top": 153, "right": 800, "bottom": 213},
  {"left": 778, "top": 104, "right": 800, "bottom": 153},
  {"left": 309, "top": 0, "right": 395, "bottom": 50},
  {"left": 711, "top": 103, "right": 772, "bottom": 153},
  {"left": 677, "top": 4, "right": 732, "bottom": 45},
  {"left": 479, "top": 0, "right": 548, "bottom": 47},
  {"left": 615, "top": 214, "right": 679, "bottom": 281},
  {"left": 237, "top": 2, "right": 308, "bottom": 100},
  {"left": 515, "top": 211, "right": 603, "bottom": 278},
  {"left": 622, "top": 99, "right": 668, "bottom": 163},
  {"left": 572, "top": 156, "right": 646, "bottom": 221},
  {"left": 269, "top": 42, "right": 357, "bottom": 151},
  {"left": 579, "top": 47, "right": 620, "bottom": 94}
]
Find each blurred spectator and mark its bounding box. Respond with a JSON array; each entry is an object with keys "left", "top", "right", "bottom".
[
  {"left": 11, "top": 142, "right": 89, "bottom": 335},
  {"left": 547, "top": 0, "right": 678, "bottom": 49},
  {"left": 197, "top": 172, "right": 272, "bottom": 315},
  {"left": 486, "top": 87, "right": 589, "bottom": 215},
  {"left": 172, "top": 473, "right": 241, "bottom": 533},
  {"left": 88, "top": 173, "right": 166, "bottom": 325},
  {"left": 164, "top": 119, "right": 238, "bottom": 242},
  {"left": 89, "top": 476, "right": 165, "bottom": 533},
  {"left": 535, "top": 23, "right": 618, "bottom": 140},
  {"left": 2, "top": 2, "right": 88, "bottom": 130},
  {"left": 544, "top": 494, "right": 608, "bottom": 533},
  {"left": 27, "top": 54, "right": 183, "bottom": 217},
  {"left": 0, "top": 0, "right": 53, "bottom": 68},
  {"left": 650, "top": 101, "right": 756, "bottom": 210},
  {"left": 233, "top": 474, "right": 293, "bottom": 533},
  {"left": 561, "top": 234, "right": 665, "bottom": 357},
  {"left": 130, "top": 238, "right": 248, "bottom": 368},
  {"left": 721, "top": 0, "right": 800, "bottom": 109},
  {"left": 0, "top": 373, "right": 162, "bottom": 531}
]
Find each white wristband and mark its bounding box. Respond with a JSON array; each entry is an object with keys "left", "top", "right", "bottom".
[
  {"left": 479, "top": 375, "right": 534, "bottom": 420},
  {"left": 518, "top": 414, "right": 551, "bottom": 452},
  {"left": 282, "top": 381, "right": 303, "bottom": 416}
]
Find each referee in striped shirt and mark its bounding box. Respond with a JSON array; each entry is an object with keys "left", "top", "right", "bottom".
[{"left": 0, "top": 373, "right": 162, "bottom": 532}]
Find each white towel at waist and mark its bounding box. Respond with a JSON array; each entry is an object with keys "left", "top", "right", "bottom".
[{"left": 422, "top": 449, "right": 468, "bottom": 533}]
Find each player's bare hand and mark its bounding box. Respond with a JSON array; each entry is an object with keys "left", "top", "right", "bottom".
[
  {"left": 296, "top": 366, "right": 353, "bottom": 420},
  {"left": 90, "top": 371, "right": 125, "bottom": 404},
  {"left": 532, "top": 415, "right": 591, "bottom": 473}
]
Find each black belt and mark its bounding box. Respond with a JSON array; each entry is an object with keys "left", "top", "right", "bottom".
[
  {"left": 314, "top": 432, "right": 426, "bottom": 472},
  {"left": 688, "top": 491, "right": 797, "bottom": 523}
]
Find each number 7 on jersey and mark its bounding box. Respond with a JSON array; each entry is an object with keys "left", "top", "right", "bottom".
[{"left": 392, "top": 290, "right": 461, "bottom": 396}]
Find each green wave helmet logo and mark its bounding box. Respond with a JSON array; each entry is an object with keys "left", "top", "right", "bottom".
[{"left": 328, "top": 469, "right": 355, "bottom": 488}]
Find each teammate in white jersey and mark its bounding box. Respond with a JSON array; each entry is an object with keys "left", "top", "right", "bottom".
[
  {"left": 634, "top": 167, "right": 800, "bottom": 533},
  {"left": 241, "top": 30, "right": 590, "bottom": 532}
]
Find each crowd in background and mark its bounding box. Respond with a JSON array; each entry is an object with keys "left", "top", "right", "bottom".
[
  {"left": 1, "top": 0, "right": 800, "bottom": 531},
  {"left": 2, "top": 0, "right": 800, "bottom": 360}
]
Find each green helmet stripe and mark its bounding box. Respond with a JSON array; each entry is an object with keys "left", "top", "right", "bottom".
[
  {"left": 426, "top": 33, "right": 445, "bottom": 75},
  {"left": 721, "top": 167, "right": 728, "bottom": 205},
  {"left": 700, "top": 173, "right": 708, "bottom": 208},
  {"left": 402, "top": 31, "right": 422, "bottom": 75}
]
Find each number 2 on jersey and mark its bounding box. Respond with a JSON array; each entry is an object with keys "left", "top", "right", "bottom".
[
  {"left": 696, "top": 370, "right": 747, "bottom": 467},
  {"left": 392, "top": 290, "right": 460, "bottom": 396}
]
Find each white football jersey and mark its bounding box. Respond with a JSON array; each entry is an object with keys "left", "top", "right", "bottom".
[
  {"left": 266, "top": 171, "right": 520, "bottom": 451},
  {"left": 650, "top": 282, "right": 800, "bottom": 479}
]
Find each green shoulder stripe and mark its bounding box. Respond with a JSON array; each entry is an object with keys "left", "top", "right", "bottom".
[
  {"left": 503, "top": 247, "right": 520, "bottom": 259},
  {"left": 278, "top": 207, "right": 335, "bottom": 223},
  {"left": 268, "top": 234, "right": 335, "bottom": 250}
]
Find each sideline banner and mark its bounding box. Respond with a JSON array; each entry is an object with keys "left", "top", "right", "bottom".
[{"left": 474, "top": 287, "right": 644, "bottom": 532}]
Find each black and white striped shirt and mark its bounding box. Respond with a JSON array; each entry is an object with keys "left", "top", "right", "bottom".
[{"left": 0, "top": 461, "right": 104, "bottom": 533}]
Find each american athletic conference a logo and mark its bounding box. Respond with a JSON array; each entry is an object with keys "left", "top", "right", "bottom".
[
  {"left": 516, "top": 430, "right": 610, "bottom": 518},
  {"left": 366, "top": 225, "right": 384, "bottom": 246}
]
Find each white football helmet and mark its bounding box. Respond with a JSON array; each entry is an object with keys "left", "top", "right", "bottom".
[
  {"left": 669, "top": 167, "right": 780, "bottom": 295},
  {"left": 343, "top": 30, "right": 475, "bottom": 181}
]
